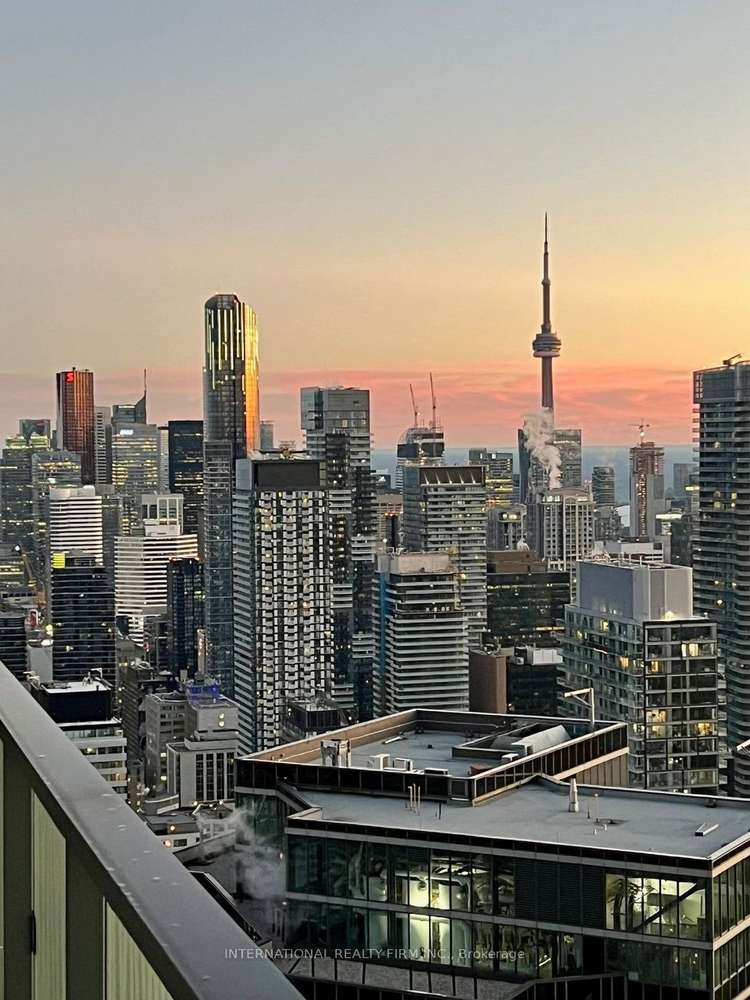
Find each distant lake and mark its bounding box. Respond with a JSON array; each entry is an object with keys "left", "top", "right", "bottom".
[{"left": 372, "top": 445, "right": 694, "bottom": 507}]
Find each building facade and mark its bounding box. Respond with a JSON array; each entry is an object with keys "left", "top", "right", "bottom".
[
  {"left": 486, "top": 550, "right": 570, "bottom": 648},
  {"left": 374, "top": 551, "right": 469, "bottom": 714},
  {"left": 592, "top": 466, "right": 616, "bottom": 507},
  {"left": 167, "top": 557, "right": 204, "bottom": 679},
  {"left": 402, "top": 465, "right": 487, "bottom": 646},
  {"left": 203, "top": 294, "right": 259, "bottom": 695},
  {"left": 530, "top": 487, "right": 595, "bottom": 572},
  {"left": 232, "top": 456, "right": 332, "bottom": 753},
  {"left": 167, "top": 419, "right": 204, "bottom": 538},
  {"left": 562, "top": 559, "right": 720, "bottom": 792},
  {"left": 56, "top": 368, "right": 95, "bottom": 484},
  {"left": 630, "top": 440, "right": 666, "bottom": 540},
  {"left": 50, "top": 553, "right": 116, "bottom": 685}
]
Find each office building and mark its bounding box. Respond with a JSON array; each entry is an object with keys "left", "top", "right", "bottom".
[
  {"left": 562, "top": 559, "right": 720, "bottom": 792},
  {"left": 259, "top": 420, "right": 275, "bottom": 450},
  {"left": 167, "top": 419, "right": 203, "bottom": 537},
  {"left": 554, "top": 428, "right": 582, "bottom": 487},
  {"left": 487, "top": 503, "right": 526, "bottom": 550},
  {"left": 402, "top": 465, "right": 487, "bottom": 645},
  {"left": 694, "top": 361, "right": 750, "bottom": 794},
  {"left": 594, "top": 504, "right": 622, "bottom": 542},
  {"left": 30, "top": 448, "right": 82, "bottom": 577},
  {"left": 468, "top": 645, "right": 561, "bottom": 716},
  {"left": 374, "top": 490, "right": 402, "bottom": 550},
  {"left": 232, "top": 456, "right": 331, "bottom": 753},
  {"left": 374, "top": 551, "right": 468, "bottom": 715},
  {"left": 56, "top": 367, "right": 95, "bottom": 483},
  {"left": 592, "top": 465, "right": 616, "bottom": 507},
  {"left": 111, "top": 422, "right": 160, "bottom": 533},
  {"left": 29, "top": 675, "right": 127, "bottom": 795},
  {"left": 0, "top": 609, "right": 27, "bottom": 680},
  {"left": 630, "top": 439, "right": 666, "bottom": 540},
  {"left": 47, "top": 485, "right": 104, "bottom": 566},
  {"left": 603, "top": 538, "right": 668, "bottom": 565},
  {"left": 144, "top": 688, "right": 187, "bottom": 791},
  {"left": 234, "top": 711, "right": 673, "bottom": 999},
  {"left": 530, "top": 487, "right": 595, "bottom": 572},
  {"left": 0, "top": 432, "right": 51, "bottom": 551},
  {"left": 114, "top": 507, "right": 198, "bottom": 646},
  {"left": 469, "top": 449, "right": 513, "bottom": 505},
  {"left": 94, "top": 405, "right": 112, "bottom": 486},
  {"left": 300, "top": 386, "right": 376, "bottom": 718},
  {"left": 167, "top": 557, "right": 204, "bottom": 679},
  {"left": 118, "top": 657, "right": 173, "bottom": 771},
  {"left": 18, "top": 418, "right": 51, "bottom": 442},
  {"left": 487, "top": 549, "right": 569, "bottom": 647},
  {"left": 50, "top": 552, "right": 116, "bottom": 685},
  {"left": 166, "top": 684, "right": 238, "bottom": 806},
  {"left": 203, "top": 294, "right": 259, "bottom": 694}
]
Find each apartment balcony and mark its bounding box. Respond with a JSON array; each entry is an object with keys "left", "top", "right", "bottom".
[{"left": 0, "top": 662, "right": 301, "bottom": 1000}]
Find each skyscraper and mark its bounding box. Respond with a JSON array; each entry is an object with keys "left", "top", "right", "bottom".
[
  {"left": 30, "top": 449, "right": 82, "bottom": 583},
  {"left": 693, "top": 361, "right": 750, "bottom": 793},
  {"left": 167, "top": 557, "right": 204, "bottom": 679},
  {"left": 232, "top": 456, "right": 331, "bottom": 752},
  {"left": 203, "top": 294, "right": 259, "bottom": 694},
  {"left": 563, "top": 560, "right": 720, "bottom": 793},
  {"left": 630, "top": 438, "right": 666, "bottom": 539},
  {"left": 56, "top": 368, "right": 96, "bottom": 484},
  {"left": 167, "top": 420, "right": 204, "bottom": 538},
  {"left": 111, "top": 423, "right": 160, "bottom": 533},
  {"left": 300, "top": 387, "right": 375, "bottom": 718},
  {"left": 468, "top": 449, "right": 513, "bottom": 505},
  {"left": 530, "top": 486, "right": 595, "bottom": 571},
  {"left": 47, "top": 485, "right": 104, "bottom": 567},
  {"left": 592, "top": 465, "right": 616, "bottom": 507},
  {"left": 554, "top": 428, "right": 582, "bottom": 487},
  {"left": 402, "top": 465, "right": 487, "bottom": 645},
  {"left": 94, "top": 405, "right": 112, "bottom": 486},
  {"left": 531, "top": 215, "right": 561, "bottom": 412},
  {"left": 259, "top": 420, "right": 275, "bottom": 450},
  {"left": 0, "top": 431, "right": 49, "bottom": 549},
  {"left": 373, "top": 551, "right": 468, "bottom": 714},
  {"left": 50, "top": 552, "right": 115, "bottom": 685}
]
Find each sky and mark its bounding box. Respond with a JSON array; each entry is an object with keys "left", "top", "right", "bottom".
[{"left": 1, "top": 1, "right": 749, "bottom": 446}]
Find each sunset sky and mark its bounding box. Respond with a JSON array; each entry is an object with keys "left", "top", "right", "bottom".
[{"left": 2, "top": 2, "right": 749, "bottom": 446}]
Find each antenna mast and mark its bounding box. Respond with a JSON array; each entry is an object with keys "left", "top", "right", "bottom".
[{"left": 429, "top": 372, "right": 437, "bottom": 431}]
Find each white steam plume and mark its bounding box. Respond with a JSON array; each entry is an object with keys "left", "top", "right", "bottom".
[{"left": 523, "top": 409, "right": 562, "bottom": 489}]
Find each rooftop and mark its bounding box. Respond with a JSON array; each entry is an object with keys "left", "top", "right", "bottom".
[{"left": 295, "top": 777, "right": 750, "bottom": 863}]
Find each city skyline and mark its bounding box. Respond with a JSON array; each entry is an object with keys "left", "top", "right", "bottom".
[{"left": 2, "top": 3, "right": 748, "bottom": 445}]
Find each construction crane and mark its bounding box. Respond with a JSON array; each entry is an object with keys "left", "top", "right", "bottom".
[
  {"left": 408, "top": 383, "right": 420, "bottom": 427},
  {"left": 724, "top": 354, "right": 742, "bottom": 367},
  {"left": 630, "top": 419, "right": 651, "bottom": 445},
  {"left": 429, "top": 372, "right": 437, "bottom": 432}
]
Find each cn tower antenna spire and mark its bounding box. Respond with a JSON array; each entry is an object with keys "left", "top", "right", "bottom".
[{"left": 532, "top": 213, "right": 561, "bottom": 413}]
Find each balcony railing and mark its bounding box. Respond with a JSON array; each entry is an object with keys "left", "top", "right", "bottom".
[{"left": 0, "top": 660, "right": 301, "bottom": 1000}]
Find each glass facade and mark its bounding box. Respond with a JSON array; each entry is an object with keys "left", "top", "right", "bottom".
[{"left": 167, "top": 420, "right": 203, "bottom": 537}]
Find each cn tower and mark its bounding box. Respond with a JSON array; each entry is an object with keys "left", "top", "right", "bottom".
[{"left": 531, "top": 214, "right": 561, "bottom": 412}]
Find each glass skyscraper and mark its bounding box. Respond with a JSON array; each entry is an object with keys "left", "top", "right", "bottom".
[
  {"left": 202, "top": 294, "right": 259, "bottom": 695},
  {"left": 56, "top": 368, "right": 96, "bottom": 484},
  {"left": 167, "top": 420, "right": 204, "bottom": 538}
]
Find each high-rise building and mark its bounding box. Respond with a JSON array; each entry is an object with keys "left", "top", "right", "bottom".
[
  {"left": 630, "top": 438, "right": 666, "bottom": 539},
  {"left": 30, "top": 449, "right": 82, "bottom": 580},
  {"left": 563, "top": 559, "right": 720, "bottom": 793},
  {"left": 56, "top": 368, "right": 96, "bottom": 483},
  {"left": 531, "top": 214, "right": 561, "bottom": 412},
  {"left": 94, "top": 405, "right": 112, "bottom": 486},
  {"left": 529, "top": 487, "right": 595, "bottom": 572},
  {"left": 395, "top": 425, "right": 445, "bottom": 491},
  {"left": 487, "top": 503, "right": 526, "bottom": 551},
  {"left": 167, "top": 419, "right": 204, "bottom": 538},
  {"left": 167, "top": 557, "right": 204, "bottom": 679},
  {"left": 111, "top": 423, "right": 160, "bottom": 533},
  {"left": 469, "top": 449, "right": 513, "bottom": 505},
  {"left": 402, "top": 465, "right": 487, "bottom": 645},
  {"left": 673, "top": 461, "right": 694, "bottom": 500},
  {"left": 0, "top": 609, "right": 27, "bottom": 680},
  {"left": 232, "top": 456, "right": 331, "bottom": 753},
  {"left": 50, "top": 552, "right": 115, "bottom": 685},
  {"left": 373, "top": 551, "right": 468, "bottom": 714},
  {"left": 144, "top": 689, "right": 187, "bottom": 791},
  {"left": 486, "top": 549, "right": 570, "bottom": 647},
  {"left": 259, "top": 420, "right": 275, "bottom": 450},
  {"left": 157, "top": 426, "right": 170, "bottom": 491},
  {"left": 0, "top": 431, "right": 49, "bottom": 549},
  {"left": 591, "top": 465, "right": 616, "bottom": 507},
  {"left": 693, "top": 361, "right": 750, "bottom": 794},
  {"left": 554, "top": 428, "right": 582, "bottom": 487},
  {"left": 300, "top": 387, "right": 375, "bottom": 718},
  {"left": 18, "top": 418, "right": 51, "bottom": 442},
  {"left": 47, "top": 485, "right": 104, "bottom": 567},
  {"left": 203, "top": 294, "right": 259, "bottom": 694},
  {"left": 114, "top": 500, "right": 198, "bottom": 647}
]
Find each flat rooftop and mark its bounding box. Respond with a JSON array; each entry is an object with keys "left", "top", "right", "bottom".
[{"left": 294, "top": 778, "right": 750, "bottom": 862}]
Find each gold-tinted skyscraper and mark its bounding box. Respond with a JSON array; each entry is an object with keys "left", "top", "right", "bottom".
[{"left": 202, "top": 294, "right": 259, "bottom": 694}]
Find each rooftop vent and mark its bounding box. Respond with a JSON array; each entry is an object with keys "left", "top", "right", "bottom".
[{"left": 695, "top": 822, "right": 719, "bottom": 837}]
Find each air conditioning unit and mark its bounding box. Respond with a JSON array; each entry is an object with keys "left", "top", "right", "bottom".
[
  {"left": 423, "top": 767, "right": 449, "bottom": 776},
  {"left": 368, "top": 753, "right": 390, "bottom": 770},
  {"left": 392, "top": 757, "right": 414, "bottom": 771}
]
